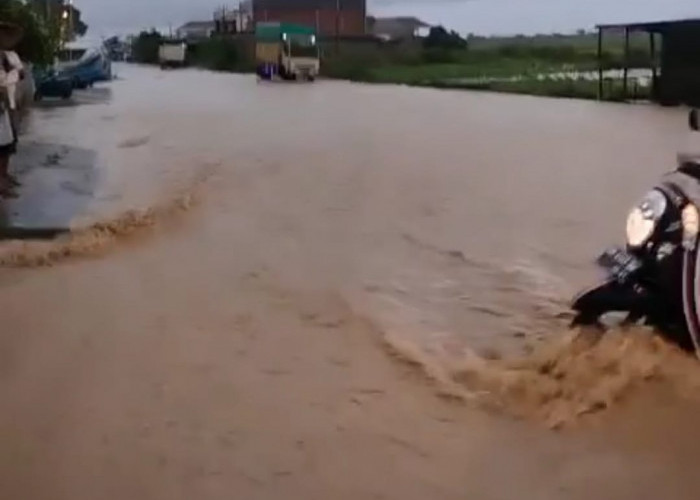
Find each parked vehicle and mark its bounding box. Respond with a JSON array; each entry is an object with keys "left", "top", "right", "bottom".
[
  {"left": 571, "top": 110, "right": 700, "bottom": 354},
  {"left": 32, "top": 67, "right": 73, "bottom": 101},
  {"left": 57, "top": 42, "right": 112, "bottom": 89},
  {"left": 158, "top": 40, "right": 188, "bottom": 69},
  {"left": 255, "top": 22, "right": 319, "bottom": 81}
]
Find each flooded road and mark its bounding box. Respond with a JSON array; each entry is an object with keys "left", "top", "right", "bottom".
[{"left": 2, "top": 64, "right": 700, "bottom": 499}]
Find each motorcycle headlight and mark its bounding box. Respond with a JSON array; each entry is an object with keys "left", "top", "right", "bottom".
[{"left": 626, "top": 189, "right": 667, "bottom": 248}]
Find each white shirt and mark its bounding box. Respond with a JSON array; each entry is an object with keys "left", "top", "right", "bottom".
[
  {"left": 0, "top": 103, "right": 13, "bottom": 146},
  {"left": 0, "top": 51, "right": 23, "bottom": 110}
]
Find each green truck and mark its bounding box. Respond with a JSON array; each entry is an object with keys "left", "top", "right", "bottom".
[{"left": 255, "top": 22, "right": 320, "bottom": 81}]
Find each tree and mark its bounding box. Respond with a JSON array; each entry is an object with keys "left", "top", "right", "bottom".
[
  {"left": 423, "top": 26, "right": 467, "bottom": 50},
  {"left": 131, "top": 30, "right": 163, "bottom": 64},
  {"left": 27, "top": 0, "right": 88, "bottom": 42},
  {"left": 0, "top": 0, "right": 89, "bottom": 64},
  {"left": 0, "top": 0, "right": 56, "bottom": 64}
]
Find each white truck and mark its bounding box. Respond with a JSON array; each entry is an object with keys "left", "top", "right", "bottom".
[{"left": 158, "top": 40, "right": 187, "bottom": 69}]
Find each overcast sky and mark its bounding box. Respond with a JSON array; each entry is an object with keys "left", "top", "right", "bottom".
[{"left": 75, "top": 0, "right": 700, "bottom": 40}]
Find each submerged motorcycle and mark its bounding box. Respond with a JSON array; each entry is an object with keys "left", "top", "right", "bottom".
[{"left": 572, "top": 109, "right": 700, "bottom": 354}]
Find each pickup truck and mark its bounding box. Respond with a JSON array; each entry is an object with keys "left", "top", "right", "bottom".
[{"left": 32, "top": 66, "right": 73, "bottom": 101}]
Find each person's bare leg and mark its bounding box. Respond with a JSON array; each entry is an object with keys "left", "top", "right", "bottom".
[
  {"left": 0, "top": 154, "right": 8, "bottom": 179},
  {"left": 6, "top": 111, "right": 20, "bottom": 186},
  {"left": 0, "top": 155, "right": 17, "bottom": 198}
]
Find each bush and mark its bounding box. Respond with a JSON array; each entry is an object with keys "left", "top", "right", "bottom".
[
  {"left": 192, "top": 38, "right": 244, "bottom": 72},
  {"left": 131, "top": 30, "right": 162, "bottom": 64},
  {"left": 421, "top": 48, "right": 458, "bottom": 64},
  {"left": 423, "top": 26, "right": 467, "bottom": 50},
  {"left": 494, "top": 44, "right": 589, "bottom": 63},
  {"left": 321, "top": 56, "right": 373, "bottom": 81}
]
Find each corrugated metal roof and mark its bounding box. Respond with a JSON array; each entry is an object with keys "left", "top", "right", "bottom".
[
  {"left": 253, "top": 0, "right": 365, "bottom": 11},
  {"left": 370, "top": 17, "right": 430, "bottom": 32},
  {"left": 178, "top": 21, "right": 216, "bottom": 31},
  {"left": 597, "top": 17, "right": 700, "bottom": 32}
]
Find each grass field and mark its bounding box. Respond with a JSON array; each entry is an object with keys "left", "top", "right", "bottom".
[
  {"left": 321, "top": 31, "right": 655, "bottom": 101},
  {"left": 425, "top": 77, "right": 650, "bottom": 102}
]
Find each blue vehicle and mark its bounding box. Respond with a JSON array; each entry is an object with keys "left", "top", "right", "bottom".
[
  {"left": 57, "top": 42, "right": 112, "bottom": 89},
  {"left": 32, "top": 67, "right": 73, "bottom": 101}
]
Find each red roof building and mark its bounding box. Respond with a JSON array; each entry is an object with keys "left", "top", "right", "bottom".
[{"left": 253, "top": 0, "right": 367, "bottom": 36}]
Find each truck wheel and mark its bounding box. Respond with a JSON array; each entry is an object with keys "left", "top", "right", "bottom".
[{"left": 279, "top": 67, "right": 293, "bottom": 81}]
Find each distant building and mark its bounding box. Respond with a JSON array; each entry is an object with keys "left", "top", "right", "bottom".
[
  {"left": 253, "top": 0, "right": 367, "bottom": 36},
  {"left": 214, "top": 1, "right": 253, "bottom": 34},
  {"left": 176, "top": 21, "right": 216, "bottom": 40},
  {"left": 368, "top": 16, "right": 430, "bottom": 41}
]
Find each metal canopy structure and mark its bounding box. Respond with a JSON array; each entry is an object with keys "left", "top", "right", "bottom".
[
  {"left": 597, "top": 18, "right": 700, "bottom": 33},
  {"left": 595, "top": 18, "right": 700, "bottom": 104}
]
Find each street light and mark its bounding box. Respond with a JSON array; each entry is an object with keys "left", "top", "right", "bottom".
[
  {"left": 64, "top": 0, "right": 75, "bottom": 48},
  {"left": 59, "top": 0, "right": 75, "bottom": 53},
  {"left": 67, "top": 0, "right": 74, "bottom": 30}
]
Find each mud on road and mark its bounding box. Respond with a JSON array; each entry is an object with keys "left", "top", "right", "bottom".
[{"left": 2, "top": 64, "right": 700, "bottom": 499}]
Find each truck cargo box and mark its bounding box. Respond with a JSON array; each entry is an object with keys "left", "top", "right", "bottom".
[
  {"left": 255, "top": 42, "right": 281, "bottom": 64},
  {"left": 158, "top": 41, "right": 187, "bottom": 68}
]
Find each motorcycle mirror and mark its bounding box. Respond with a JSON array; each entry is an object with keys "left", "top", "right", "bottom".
[{"left": 690, "top": 109, "right": 700, "bottom": 132}]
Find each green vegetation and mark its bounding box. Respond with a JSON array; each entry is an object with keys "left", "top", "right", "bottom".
[
  {"left": 188, "top": 38, "right": 253, "bottom": 72},
  {"left": 423, "top": 26, "right": 468, "bottom": 50},
  {"left": 323, "top": 49, "right": 595, "bottom": 85},
  {"left": 0, "top": 0, "right": 88, "bottom": 65},
  {"left": 427, "top": 77, "right": 650, "bottom": 102},
  {"left": 131, "top": 31, "right": 253, "bottom": 72},
  {"left": 130, "top": 30, "right": 163, "bottom": 64},
  {"left": 322, "top": 28, "right": 654, "bottom": 101},
  {"left": 0, "top": 0, "right": 54, "bottom": 64},
  {"left": 130, "top": 25, "right": 653, "bottom": 102}
]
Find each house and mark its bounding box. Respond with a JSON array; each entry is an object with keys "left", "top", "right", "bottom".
[
  {"left": 253, "top": 0, "right": 367, "bottom": 36},
  {"left": 176, "top": 21, "right": 216, "bottom": 40},
  {"left": 214, "top": 1, "right": 253, "bottom": 34},
  {"left": 368, "top": 16, "right": 430, "bottom": 41}
]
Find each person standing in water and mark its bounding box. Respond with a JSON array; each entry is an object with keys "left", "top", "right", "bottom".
[{"left": 0, "top": 22, "right": 24, "bottom": 198}]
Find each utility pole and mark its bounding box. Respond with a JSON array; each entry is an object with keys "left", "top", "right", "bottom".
[
  {"left": 68, "top": 0, "right": 73, "bottom": 43},
  {"left": 335, "top": 0, "right": 340, "bottom": 53},
  {"left": 60, "top": 1, "right": 69, "bottom": 50}
]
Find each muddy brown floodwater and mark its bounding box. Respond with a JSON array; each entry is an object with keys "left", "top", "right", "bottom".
[{"left": 3, "top": 64, "right": 700, "bottom": 499}]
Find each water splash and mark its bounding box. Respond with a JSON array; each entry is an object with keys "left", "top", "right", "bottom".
[{"left": 0, "top": 189, "right": 197, "bottom": 268}]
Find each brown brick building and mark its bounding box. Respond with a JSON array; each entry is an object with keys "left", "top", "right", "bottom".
[{"left": 253, "top": 0, "right": 367, "bottom": 36}]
